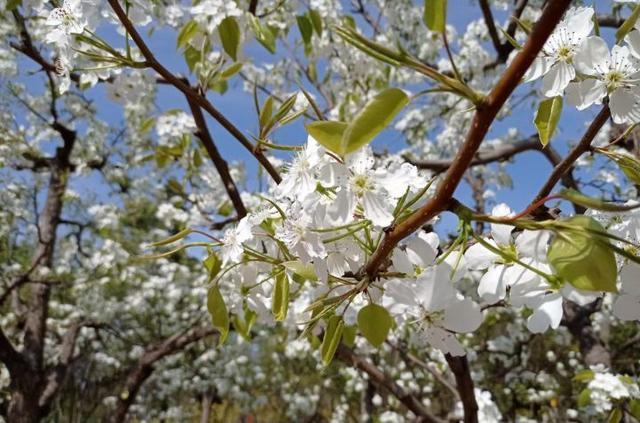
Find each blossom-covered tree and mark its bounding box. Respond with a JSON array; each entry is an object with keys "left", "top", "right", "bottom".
[{"left": 2, "top": 0, "right": 640, "bottom": 422}]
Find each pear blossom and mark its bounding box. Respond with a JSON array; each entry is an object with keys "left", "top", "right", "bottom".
[
  {"left": 276, "top": 137, "right": 325, "bottom": 200},
  {"left": 220, "top": 218, "right": 253, "bottom": 263},
  {"left": 524, "top": 7, "right": 594, "bottom": 97},
  {"left": 45, "top": 0, "right": 87, "bottom": 47},
  {"left": 567, "top": 38, "right": 640, "bottom": 123},
  {"left": 383, "top": 264, "right": 483, "bottom": 356}
]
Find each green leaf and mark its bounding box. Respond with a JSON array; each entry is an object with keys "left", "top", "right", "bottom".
[
  {"left": 357, "top": 304, "right": 393, "bottom": 348},
  {"left": 608, "top": 408, "right": 623, "bottom": 423},
  {"left": 498, "top": 27, "right": 522, "bottom": 50},
  {"left": 629, "top": 399, "right": 640, "bottom": 420},
  {"left": 616, "top": 4, "right": 640, "bottom": 44},
  {"left": 309, "top": 9, "right": 323, "bottom": 36},
  {"left": 148, "top": 228, "right": 192, "bottom": 248},
  {"left": 203, "top": 252, "right": 222, "bottom": 281},
  {"left": 558, "top": 188, "right": 640, "bottom": 212},
  {"left": 218, "top": 16, "right": 241, "bottom": 61},
  {"left": 184, "top": 45, "right": 201, "bottom": 72},
  {"left": 249, "top": 15, "right": 277, "bottom": 54},
  {"left": 547, "top": 216, "right": 618, "bottom": 293},
  {"left": 573, "top": 369, "right": 595, "bottom": 382},
  {"left": 207, "top": 285, "right": 230, "bottom": 345},
  {"left": 234, "top": 308, "right": 257, "bottom": 340},
  {"left": 597, "top": 149, "right": 640, "bottom": 185},
  {"left": 282, "top": 260, "right": 318, "bottom": 281},
  {"left": 297, "top": 15, "right": 313, "bottom": 46},
  {"left": 6, "top": 0, "right": 21, "bottom": 11},
  {"left": 305, "top": 121, "right": 348, "bottom": 156},
  {"left": 342, "top": 325, "right": 357, "bottom": 348},
  {"left": 321, "top": 315, "right": 344, "bottom": 366},
  {"left": 177, "top": 20, "right": 199, "bottom": 49},
  {"left": 424, "top": 0, "right": 447, "bottom": 33},
  {"left": 272, "top": 271, "right": 290, "bottom": 321},
  {"left": 221, "top": 62, "right": 243, "bottom": 78},
  {"left": 534, "top": 96, "right": 562, "bottom": 147},
  {"left": 259, "top": 96, "right": 275, "bottom": 130},
  {"left": 342, "top": 88, "right": 410, "bottom": 155},
  {"left": 577, "top": 388, "right": 591, "bottom": 408}
]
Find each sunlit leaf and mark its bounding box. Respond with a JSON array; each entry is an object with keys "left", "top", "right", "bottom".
[
  {"left": 321, "top": 315, "right": 344, "bottom": 365},
  {"left": 218, "top": 16, "right": 241, "bottom": 61},
  {"left": 207, "top": 285, "right": 230, "bottom": 345},
  {"left": 424, "top": 0, "right": 447, "bottom": 32},
  {"left": 357, "top": 304, "right": 392, "bottom": 347},
  {"left": 305, "top": 121, "right": 348, "bottom": 156},
  {"left": 534, "top": 96, "right": 562, "bottom": 147},
  {"left": 272, "top": 271, "right": 289, "bottom": 321}
]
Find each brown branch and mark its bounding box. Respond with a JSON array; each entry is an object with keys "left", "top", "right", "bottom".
[
  {"left": 186, "top": 96, "right": 248, "bottom": 219},
  {"left": 479, "top": 0, "right": 508, "bottom": 60},
  {"left": 530, "top": 106, "right": 610, "bottom": 210},
  {"left": 249, "top": 0, "right": 259, "bottom": 15},
  {"left": 107, "top": 0, "right": 281, "bottom": 184},
  {"left": 445, "top": 354, "right": 478, "bottom": 423},
  {"left": 111, "top": 326, "right": 217, "bottom": 423},
  {"left": 362, "top": 0, "right": 573, "bottom": 278},
  {"left": 336, "top": 345, "right": 444, "bottom": 423}
]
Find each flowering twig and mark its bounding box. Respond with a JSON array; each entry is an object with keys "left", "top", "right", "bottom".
[{"left": 361, "top": 0, "right": 573, "bottom": 279}]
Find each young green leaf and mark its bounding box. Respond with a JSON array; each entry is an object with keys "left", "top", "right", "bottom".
[
  {"left": 342, "top": 88, "right": 410, "bottom": 155},
  {"left": 249, "top": 15, "right": 277, "bottom": 54},
  {"left": 424, "top": 0, "right": 447, "bottom": 33},
  {"left": 309, "top": 9, "right": 323, "bottom": 36},
  {"left": 616, "top": 4, "right": 640, "bottom": 44},
  {"left": 296, "top": 15, "right": 313, "bottom": 46},
  {"left": 259, "top": 96, "right": 275, "bottom": 130},
  {"left": 608, "top": 408, "right": 623, "bottom": 423},
  {"left": 321, "top": 315, "right": 344, "bottom": 365},
  {"left": 547, "top": 216, "right": 618, "bottom": 293},
  {"left": 218, "top": 16, "right": 241, "bottom": 61},
  {"left": 177, "top": 20, "right": 199, "bottom": 49},
  {"left": 558, "top": 188, "right": 640, "bottom": 212},
  {"left": 148, "top": 228, "right": 192, "bottom": 248},
  {"left": 597, "top": 149, "right": 640, "bottom": 185},
  {"left": 282, "top": 260, "right": 318, "bottom": 281},
  {"left": 341, "top": 324, "right": 357, "bottom": 348},
  {"left": 357, "top": 304, "right": 393, "bottom": 347},
  {"left": 305, "top": 121, "right": 348, "bottom": 156},
  {"left": 207, "top": 285, "right": 230, "bottom": 345},
  {"left": 534, "top": 96, "right": 562, "bottom": 147},
  {"left": 272, "top": 271, "right": 290, "bottom": 321},
  {"left": 203, "top": 252, "right": 222, "bottom": 281}
]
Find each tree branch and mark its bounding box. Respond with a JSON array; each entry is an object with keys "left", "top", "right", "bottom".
[
  {"left": 186, "top": 96, "right": 248, "bottom": 219},
  {"left": 479, "top": 0, "right": 508, "bottom": 60},
  {"left": 111, "top": 326, "right": 217, "bottom": 423},
  {"left": 107, "top": 0, "right": 281, "bottom": 184},
  {"left": 362, "top": 0, "right": 573, "bottom": 278},
  {"left": 530, "top": 105, "right": 610, "bottom": 211},
  {"left": 445, "top": 354, "right": 478, "bottom": 423},
  {"left": 336, "top": 345, "right": 444, "bottom": 423}
]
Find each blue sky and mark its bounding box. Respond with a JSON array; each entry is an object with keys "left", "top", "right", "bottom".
[{"left": 14, "top": 0, "right": 627, "bottom": 236}]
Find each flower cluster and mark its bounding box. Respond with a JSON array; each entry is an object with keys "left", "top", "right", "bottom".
[{"left": 526, "top": 6, "right": 640, "bottom": 123}]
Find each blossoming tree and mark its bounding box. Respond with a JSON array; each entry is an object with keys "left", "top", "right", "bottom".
[{"left": 2, "top": 0, "right": 640, "bottom": 422}]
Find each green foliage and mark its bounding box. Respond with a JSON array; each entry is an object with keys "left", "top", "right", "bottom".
[
  {"left": 598, "top": 148, "right": 640, "bottom": 186},
  {"left": 616, "top": 3, "right": 640, "bottom": 43},
  {"left": 547, "top": 216, "right": 618, "bottom": 293},
  {"left": 272, "top": 271, "right": 290, "bottom": 321},
  {"left": 424, "top": 0, "right": 447, "bottom": 32},
  {"left": 534, "top": 96, "right": 562, "bottom": 147},
  {"left": 207, "top": 285, "right": 230, "bottom": 345},
  {"left": 305, "top": 88, "right": 409, "bottom": 156},
  {"left": 321, "top": 315, "right": 344, "bottom": 365},
  {"left": 218, "top": 16, "right": 241, "bottom": 61},
  {"left": 249, "top": 15, "right": 277, "bottom": 54},
  {"left": 357, "top": 304, "right": 392, "bottom": 348}
]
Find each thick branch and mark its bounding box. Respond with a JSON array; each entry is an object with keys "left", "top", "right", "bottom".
[
  {"left": 107, "top": 0, "right": 281, "bottom": 184},
  {"left": 111, "top": 326, "right": 216, "bottom": 423},
  {"left": 445, "top": 355, "right": 478, "bottom": 423},
  {"left": 186, "top": 96, "right": 248, "bottom": 219},
  {"left": 362, "top": 0, "right": 573, "bottom": 278},
  {"left": 336, "top": 345, "right": 444, "bottom": 423}
]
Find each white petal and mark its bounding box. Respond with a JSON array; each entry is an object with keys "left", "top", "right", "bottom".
[
  {"left": 574, "top": 36, "right": 610, "bottom": 76},
  {"left": 362, "top": 191, "right": 393, "bottom": 227},
  {"left": 443, "top": 298, "right": 483, "bottom": 333},
  {"left": 477, "top": 264, "right": 509, "bottom": 303},
  {"left": 392, "top": 249, "right": 413, "bottom": 274},
  {"left": 515, "top": 230, "right": 550, "bottom": 260},
  {"left": 415, "top": 267, "right": 456, "bottom": 311},
  {"left": 490, "top": 204, "right": 514, "bottom": 246},
  {"left": 625, "top": 30, "right": 640, "bottom": 60},
  {"left": 613, "top": 294, "right": 640, "bottom": 321},
  {"left": 423, "top": 326, "right": 466, "bottom": 356},
  {"left": 524, "top": 56, "right": 554, "bottom": 82},
  {"left": 526, "top": 293, "right": 563, "bottom": 333},
  {"left": 610, "top": 88, "right": 640, "bottom": 124},
  {"left": 566, "top": 7, "right": 594, "bottom": 42},
  {"left": 561, "top": 284, "right": 601, "bottom": 306},
  {"left": 464, "top": 241, "right": 499, "bottom": 269},
  {"left": 406, "top": 234, "right": 437, "bottom": 267},
  {"left": 541, "top": 61, "right": 576, "bottom": 97},
  {"left": 566, "top": 79, "right": 606, "bottom": 110},
  {"left": 621, "top": 263, "right": 640, "bottom": 295}
]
